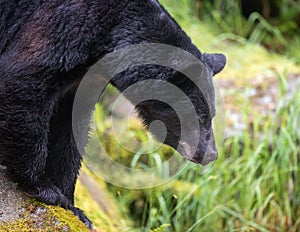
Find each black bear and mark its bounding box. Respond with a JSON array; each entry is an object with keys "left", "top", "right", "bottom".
[{"left": 0, "top": 0, "right": 226, "bottom": 229}]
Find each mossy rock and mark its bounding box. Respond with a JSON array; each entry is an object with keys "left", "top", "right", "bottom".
[
  {"left": 0, "top": 165, "right": 129, "bottom": 232},
  {"left": 0, "top": 166, "right": 89, "bottom": 231}
]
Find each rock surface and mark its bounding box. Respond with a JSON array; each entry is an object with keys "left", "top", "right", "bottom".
[
  {"left": 0, "top": 166, "right": 25, "bottom": 223},
  {"left": 0, "top": 165, "right": 129, "bottom": 232},
  {"left": 0, "top": 165, "right": 91, "bottom": 231}
]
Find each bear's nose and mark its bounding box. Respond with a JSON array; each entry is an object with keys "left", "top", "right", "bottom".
[
  {"left": 201, "top": 132, "right": 218, "bottom": 165},
  {"left": 201, "top": 150, "right": 218, "bottom": 166}
]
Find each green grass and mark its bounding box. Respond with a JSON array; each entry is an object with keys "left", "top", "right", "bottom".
[
  {"left": 87, "top": 74, "right": 300, "bottom": 232},
  {"left": 159, "top": 0, "right": 300, "bottom": 81}
]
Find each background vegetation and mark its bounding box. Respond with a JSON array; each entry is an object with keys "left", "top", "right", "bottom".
[{"left": 82, "top": 1, "right": 300, "bottom": 231}]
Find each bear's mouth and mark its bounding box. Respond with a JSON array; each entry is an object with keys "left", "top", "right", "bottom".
[
  {"left": 190, "top": 155, "right": 217, "bottom": 166},
  {"left": 178, "top": 141, "right": 217, "bottom": 166}
]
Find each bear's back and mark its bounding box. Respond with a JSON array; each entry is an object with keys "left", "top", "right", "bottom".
[{"left": 0, "top": 1, "right": 46, "bottom": 55}]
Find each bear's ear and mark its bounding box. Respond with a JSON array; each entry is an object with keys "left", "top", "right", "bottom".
[{"left": 202, "top": 53, "right": 226, "bottom": 75}]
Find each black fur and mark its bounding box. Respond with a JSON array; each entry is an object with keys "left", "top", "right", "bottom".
[{"left": 0, "top": 0, "right": 225, "bottom": 229}]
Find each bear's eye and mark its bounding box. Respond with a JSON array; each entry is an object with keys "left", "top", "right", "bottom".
[{"left": 198, "top": 114, "right": 207, "bottom": 124}]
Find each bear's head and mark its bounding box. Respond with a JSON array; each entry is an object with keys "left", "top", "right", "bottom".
[
  {"left": 94, "top": 0, "right": 227, "bottom": 165},
  {"left": 124, "top": 53, "right": 226, "bottom": 166}
]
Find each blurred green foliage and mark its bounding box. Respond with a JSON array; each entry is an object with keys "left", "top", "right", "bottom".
[
  {"left": 96, "top": 74, "right": 300, "bottom": 232},
  {"left": 161, "top": 0, "right": 300, "bottom": 63}
]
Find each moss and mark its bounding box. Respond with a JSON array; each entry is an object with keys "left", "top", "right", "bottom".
[
  {"left": 44, "top": 204, "right": 90, "bottom": 232},
  {"left": 0, "top": 199, "right": 89, "bottom": 232}
]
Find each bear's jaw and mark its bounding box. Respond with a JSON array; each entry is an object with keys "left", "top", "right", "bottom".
[{"left": 178, "top": 139, "right": 218, "bottom": 166}]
